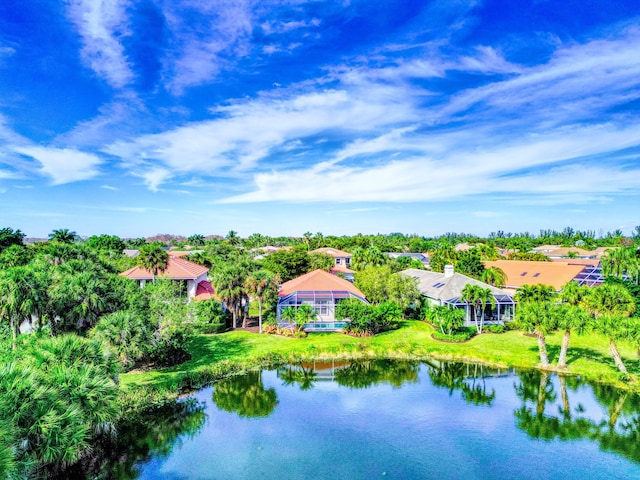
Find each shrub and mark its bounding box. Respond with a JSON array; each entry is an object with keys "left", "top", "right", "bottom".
[
  {"left": 433, "top": 328, "right": 475, "bottom": 342},
  {"left": 485, "top": 324, "right": 505, "bottom": 334},
  {"left": 189, "top": 300, "right": 229, "bottom": 334}
]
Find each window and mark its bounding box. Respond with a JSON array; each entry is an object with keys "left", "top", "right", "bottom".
[
  {"left": 345, "top": 257, "right": 351, "bottom": 266},
  {"left": 533, "top": 273, "right": 540, "bottom": 277},
  {"left": 316, "top": 300, "right": 329, "bottom": 316},
  {"left": 336, "top": 258, "right": 342, "bottom": 265},
  {"left": 520, "top": 272, "right": 527, "bottom": 276},
  {"left": 432, "top": 282, "right": 445, "bottom": 288}
]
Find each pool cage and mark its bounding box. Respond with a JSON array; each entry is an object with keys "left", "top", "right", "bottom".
[
  {"left": 443, "top": 293, "right": 516, "bottom": 325},
  {"left": 277, "top": 290, "right": 368, "bottom": 331}
]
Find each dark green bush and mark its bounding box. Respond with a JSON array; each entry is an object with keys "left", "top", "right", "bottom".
[
  {"left": 433, "top": 328, "right": 475, "bottom": 342},
  {"left": 485, "top": 324, "right": 505, "bottom": 334},
  {"left": 190, "top": 300, "right": 229, "bottom": 334}
]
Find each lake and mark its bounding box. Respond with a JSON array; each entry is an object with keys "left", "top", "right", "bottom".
[{"left": 59, "top": 360, "right": 640, "bottom": 479}]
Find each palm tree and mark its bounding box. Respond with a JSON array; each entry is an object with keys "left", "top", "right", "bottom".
[
  {"left": 225, "top": 230, "right": 239, "bottom": 246},
  {"left": 582, "top": 283, "right": 636, "bottom": 375},
  {"left": 187, "top": 234, "right": 206, "bottom": 247},
  {"left": 460, "top": 284, "right": 496, "bottom": 334},
  {"left": 136, "top": 244, "right": 169, "bottom": 282},
  {"left": 516, "top": 301, "right": 556, "bottom": 367},
  {"left": 601, "top": 247, "right": 639, "bottom": 283},
  {"left": 48, "top": 228, "right": 78, "bottom": 244},
  {"left": 556, "top": 281, "right": 591, "bottom": 368},
  {"left": 554, "top": 304, "right": 589, "bottom": 369},
  {"left": 351, "top": 246, "right": 387, "bottom": 271},
  {"left": 481, "top": 266, "right": 507, "bottom": 288},
  {"left": 0, "top": 267, "right": 35, "bottom": 349},
  {"left": 302, "top": 231, "right": 313, "bottom": 250},
  {"left": 294, "top": 304, "right": 317, "bottom": 331},
  {"left": 245, "top": 270, "right": 279, "bottom": 333},
  {"left": 514, "top": 284, "right": 555, "bottom": 304},
  {"left": 213, "top": 265, "right": 248, "bottom": 329}
]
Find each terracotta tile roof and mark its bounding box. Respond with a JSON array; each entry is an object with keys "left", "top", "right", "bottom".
[
  {"left": 194, "top": 280, "right": 215, "bottom": 300},
  {"left": 534, "top": 246, "right": 616, "bottom": 259},
  {"left": 311, "top": 247, "right": 352, "bottom": 258},
  {"left": 279, "top": 269, "right": 365, "bottom": 297},
  {"left": 120, "top": 256, "right": 209, "bottom": 280},
  {"left": 484, "top": 260, "right": 586, "bottom": 291}
]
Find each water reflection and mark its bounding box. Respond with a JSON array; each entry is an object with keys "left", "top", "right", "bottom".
[
  {"left": 514, "top": 370, "right": 640, "bottom": 464},
  {"left": 48, "top": 398, "right": 206, "bottom": 480},
  {"left": 426, "top": 361, "right": 501, "bottom": 406},
  {"left": 212, "top": 371, "right": 278, "bottom": 418},
  {"left": 50, "top": 360, "right": 640, "bottom": 478}
]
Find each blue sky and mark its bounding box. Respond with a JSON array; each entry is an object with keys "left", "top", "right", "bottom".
[{"left": 1, "top": 0, "right": 639, "bottom": 238}]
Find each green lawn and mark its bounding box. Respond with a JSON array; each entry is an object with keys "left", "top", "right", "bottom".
[{"left": 121, "top": 321, "right": 640, "bottom": 395}]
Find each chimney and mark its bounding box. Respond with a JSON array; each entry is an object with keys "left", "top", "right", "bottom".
[{"left": 444, "top": 264, "right": 454, "bottom": 278}]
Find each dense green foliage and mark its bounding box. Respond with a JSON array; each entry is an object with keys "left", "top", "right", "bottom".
[
  {"left": 354, "top": 265, "right": 421, "bottom": 314},
  {"left": 0, "top": 335, "right": 120, "bottom": 475},
  {"left": 335, "top": 298, "right": 402, "bottom": 335}
]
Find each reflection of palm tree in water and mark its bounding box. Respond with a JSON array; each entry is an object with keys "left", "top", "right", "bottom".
[
  {"left": 333, "top": 360, "right": 419, "bottom": 389},
  {"left": 278, "top": 365, "right": 318, "bottom": 390},
  {"left": 427, "top": 362, "right": 496, "bottom": 406},
  {"left": 212, "top": 371, "right": 278, "bottom": 418}
]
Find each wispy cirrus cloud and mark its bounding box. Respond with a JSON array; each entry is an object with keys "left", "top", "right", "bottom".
[
  {"left": 220, "top": 122, "right": 640, "bottom": 204},
  {"left": 105, "top": 84, "right": 418, "bottom": 188},
  {"left": 160, "top": 0, "right": 253, "bottom": 94},
  {"left": 13, "top": 146, "right": 102, "bottom": 184},
  {"left": 66, "top": 0, "right": 133, "bottom": 88}
]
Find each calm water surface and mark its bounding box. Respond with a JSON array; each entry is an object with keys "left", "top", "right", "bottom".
[{"left": 68, "top": 360, "right": 640, "bottom": 479}]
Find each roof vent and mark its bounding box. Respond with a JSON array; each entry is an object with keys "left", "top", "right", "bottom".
[{"left": 444, "top": 264, "right": 454, "bottom": 278}]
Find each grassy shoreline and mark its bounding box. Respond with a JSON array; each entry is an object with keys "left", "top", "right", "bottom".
[{"left": 119, "top": 320, "right": 640, "bottom": 409}]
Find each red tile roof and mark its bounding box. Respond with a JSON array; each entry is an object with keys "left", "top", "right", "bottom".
[
  {"left": 279, "top": 269, "right": 365, "bottom": 297},
  {"left": 311, "top": 247, "right": 352, "bottom": 258},
  {"left": 120, "top": 256, "right": 209, "bottom": 280},
  {"left": 194, "top": 280, "right": 215, "bottom": 300}
]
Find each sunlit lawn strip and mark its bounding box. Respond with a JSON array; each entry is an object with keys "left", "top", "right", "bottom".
[{"left": 120, "top": 321, "right": 640, "bottom": 396}]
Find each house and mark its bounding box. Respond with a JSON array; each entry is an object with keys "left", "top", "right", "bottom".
[
  {"left": 385, "top": 252, "right": 430, "bottom": 267},
  {"left": 530, "top": 246, "right": 615, "bottom": 259},
  {"left": 120, "top": 254, "right": 212, "bottom": 300},
  {"left": 311, "top": 247, "right": 356, "bottom": 280},
  {"left": 401, "top": 266, "right": 515, "bottom": 325},
  {"left": 483, "top": 260, "right": 588, "bottom": 292},
  {"left": 277, "top": 269, "right": 368, "bottom": 331}
]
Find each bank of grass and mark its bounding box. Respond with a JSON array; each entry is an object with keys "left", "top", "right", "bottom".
[{"left": 120, "top": 320, "right": 640, "bottom": 406}]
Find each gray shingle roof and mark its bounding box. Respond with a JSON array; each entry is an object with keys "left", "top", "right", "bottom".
[{"left": 400, "top": 268, "right": 512, "bottom": 303}]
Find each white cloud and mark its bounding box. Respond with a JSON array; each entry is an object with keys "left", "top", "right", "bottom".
[
  {"left": 136, "top": 166, "right": 172, "bottom": 192},
  {"left": 96, "top": 20, "right": 640, "bottom": 203},
  {"left": 101, "top": 184, "right": 118, "bottom": 190},
  {"left": 220, "top": 123, "right": 640, "bottom": 204},
  {"left": 161, "top": 0, "right": 253, "bottom": 94},
  {"left": 106, "top": 85, "right": 418, "bottom": 188},
  {"left": 13, "top": 146, "right": 102, "bottom": 184},
  {"left": 67, "top": 0, "right": 133, "bottom": 88}
]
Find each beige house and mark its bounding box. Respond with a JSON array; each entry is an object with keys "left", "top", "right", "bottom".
[
  {"left": 120, "top": 254, "right": 213, "bottom": 300},
  {"left": 311, "top": 247, "right": 356, "bottom": 280}
]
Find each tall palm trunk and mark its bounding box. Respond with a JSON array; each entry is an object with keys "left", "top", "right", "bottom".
[
  {"left": 557, "top": 329, "right": 571, "bottom": 368},
  {"left": 559, "top": 376, "right": 570, "bottom": 420},
  {"left": 609, "top": 392, "right": 628, "bottom": 430},
  {"left": 609, "top": 339, "right": 628, "bottom": 375},
  {"left": 536, "top": 332, "right": 549, "bottom": 366},
  {"left": 537, "top": 372, "right": 549, "bottom": 416},
  {"left": 258, "top": 299, "right": 263, "bottom": 334}
]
